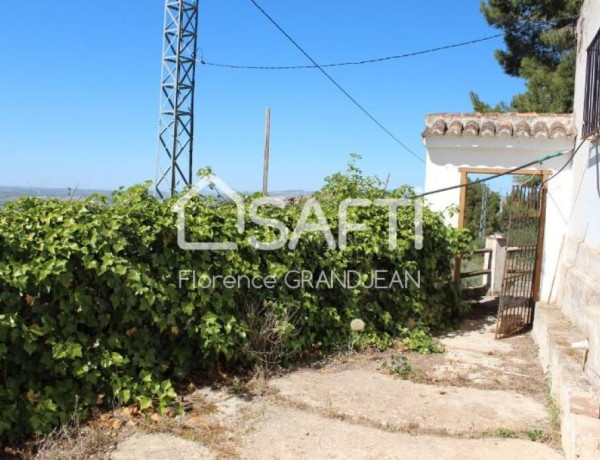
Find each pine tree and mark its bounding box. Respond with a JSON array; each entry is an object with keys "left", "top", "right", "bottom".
[
  {"left": 464, "top": 181, "right": 502, "bottom": 241},
  {"left": 471, "top": 0, "right": 582, "bottom": 113}
]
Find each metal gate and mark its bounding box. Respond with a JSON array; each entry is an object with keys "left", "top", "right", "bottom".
[{"left": 496, "top": 184, "right": 546, "bottom": 339}]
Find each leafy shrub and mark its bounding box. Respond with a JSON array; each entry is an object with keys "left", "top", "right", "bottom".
[
  {"left": 385, "top": 355, "right": 413, "bottom": 379},
  {"left": 0, "top": 158, "right": 470, "bottom": 442},
  {"left": 526, "top": 428, "right": 544, "bottom": 442},
  {"left": 494, "top": 427, "right": 517, "bottom": 439},
  {"left": 400, "top": 327, "right": 446, "bottom": 355}
]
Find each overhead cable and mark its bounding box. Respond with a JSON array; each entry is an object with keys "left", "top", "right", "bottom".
[
  {"left": 416, "top": 152, "right": 565, "bottom": 198},
  {"left": 541, "top": 136, "right": 590, "bottom": 185},
  {"left": 200, "top": 34, "right": 503, "bottom": 70},
  {"left": 248, "top": 0, "right": 425, "bottom": 164}
]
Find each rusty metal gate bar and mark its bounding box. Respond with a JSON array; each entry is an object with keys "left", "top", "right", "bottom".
[{"left": 495, "top": 185, "right": 544, "bottom": 339}]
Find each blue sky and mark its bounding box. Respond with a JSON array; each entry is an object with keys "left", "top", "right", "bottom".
[{"left": 0, "top": 0, "right": 525, "bottom": 192}]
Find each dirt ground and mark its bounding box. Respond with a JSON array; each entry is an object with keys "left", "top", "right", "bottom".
[{"left": 30, "top": 298, "right": 564, "bottom": 459}]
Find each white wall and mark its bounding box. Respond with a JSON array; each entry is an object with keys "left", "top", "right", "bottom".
[
  {"left": 422, "top": 0, "right": 600, "bottom": 402},
  {"left": 424, "top": 135, "right": 574, "bottom": 302},
  {"left": 544, "top": 0, "right": 600, "bottom": 333},
  {"left": 545, "top": 0, "right": 600, "bottom": 385},
  {"left": 423, "top": 0, "right": 600, "bottom": 306},
  {"left": 570, "top": 0, "right": 600, "bottom": 247}
]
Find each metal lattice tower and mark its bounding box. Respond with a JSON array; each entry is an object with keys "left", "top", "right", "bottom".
[
  {"left": 478, "top": 186, "right": 488, "bottom": 238},
  {"left": 155, "top": 0, "right": 199, "bottom": 199}
]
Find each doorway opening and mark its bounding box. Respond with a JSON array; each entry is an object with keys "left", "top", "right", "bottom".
[{"left": 456, "top": 168, "right": 549, "bottom": 338}]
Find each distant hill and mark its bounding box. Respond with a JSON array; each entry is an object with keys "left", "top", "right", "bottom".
[
  {"left": 268, "top": 190, "right": 312, "bottom": 198},
  {"left": 0, "top": 186, "right": 311, "bottom": 207},
  {"left": 0, "top": 186, "right": 111, "bottom": 206}
]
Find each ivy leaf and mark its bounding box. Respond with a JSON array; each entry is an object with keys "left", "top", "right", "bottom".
[
  {"left": 119, "top": 389, "right": 131, "bottom": 404},
  {"left": 138, "top": 396, "right": 152, "bottom": 410}
]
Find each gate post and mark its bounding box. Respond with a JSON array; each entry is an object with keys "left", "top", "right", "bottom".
[{"left": 485, "top": 235, "right": 507, "bottom": 296}]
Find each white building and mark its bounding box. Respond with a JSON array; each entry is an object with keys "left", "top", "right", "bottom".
[
  {"left": 422, "top": 112, "right": 574, "bottom": 301},
  {"left": 555, "top": 0, "right": 600, "bottom": 348},
  {"left": 422, "top": 1, "right": 600, "bottom": 457}
]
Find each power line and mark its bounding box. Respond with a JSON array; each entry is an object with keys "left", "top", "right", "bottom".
[
  {"left": 541, "top": 136, "right": 590, "bottom": 185},
  {"left": 199, "top": 10, "right": 581, "bottom": 71},
  {"left": 247, "top": 0, "right": 425, "bottom": 164},
  {"left": 517, "top": 173, "right": 541, "bottom": 186},
  {"left": 198, "top": 13, "right": 580, "bottom": 71},
  {"left": 199, "top": 34, "right": 503, "bottom": 70},
  {"left": 414, "top": 139, "right": 591, "bottom": 207},
  {"left": 417, "top": 139, "right": 593, "bottom": 199},
  {"left": 416, "top": 152, "right": 564, "bottom": 198}
]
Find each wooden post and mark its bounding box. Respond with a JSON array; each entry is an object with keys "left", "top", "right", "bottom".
[
  {"left": 454, "top": 170, "right": 469, "bottom": 283},
  {"left": 262, "top": 107, "right": 271, "bottom": 195},
  {"left": 383, "top": 173, "right": 391, "bottom": 192},
  {"left": 532, "top": 183, "right": 548, "bottom": 302}
]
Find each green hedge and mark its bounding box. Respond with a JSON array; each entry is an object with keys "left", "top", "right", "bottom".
[{"left": 0, "top": 165, "right": 471, "bottom": 442}]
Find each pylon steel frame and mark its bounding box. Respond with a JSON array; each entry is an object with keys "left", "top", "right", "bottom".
[
  {"left": 478, "top": 186, "right": 488, "bottom": 238},
  {"left": 155, "top": 0, "right": 199, "bottom": 199}
]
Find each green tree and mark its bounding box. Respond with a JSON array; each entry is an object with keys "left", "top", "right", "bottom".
[
  {"left": 497, "top": 176, "right": 543, "bottom": 231},
  {"left": 464, "top": 181, "right": 502, "bottom": 243},
  {"left": 513, "top": 174, "right": 543, "bottom": 186},
  {"left": 471, "top": 0, "right": 582, "bottom": 113}
]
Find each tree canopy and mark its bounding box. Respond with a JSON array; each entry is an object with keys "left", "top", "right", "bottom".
[
  {"left": 464, "top": 181, "right": 502, "bottom": 242},
  {"left": 471, "top": 0, "right": 582, "bottom": 113},
  {"left": 464, "top": 176, "right": 544, "bottom": 244}
]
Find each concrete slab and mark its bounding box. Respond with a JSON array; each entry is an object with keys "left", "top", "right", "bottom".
[
  {"left": 107, "top": 301, "right": 561, "bottom": 459},
  {"left": 270, "top": 369, "right": 550, "bottom": 435},
  {"left": 241, "top": 405, "right": 563, "bottom": 460},
  {"left": 111, "top": 433, "right": 213, "bottom": 460},
  {"left": 410, "top": 299, "right": 550, "bottom": 394}
]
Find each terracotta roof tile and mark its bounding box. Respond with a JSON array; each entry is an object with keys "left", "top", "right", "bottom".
[
  {"left": 533, "top": 121, "right": 549, "bottom": 138},
  {"left": 447, "top": 120, "right": 462, "bottom": 136},
  {"left": 430, "top": 119, "right": 446, "bottom": 136},
  {"left": 463, "top": 120, "right": 479, "bottom": 136},
  {"left": 514, "top": 121, "right": 531, "bottom": 138},
  {"left": 481, "top": 120, "right": 495, "bottom": 137},
  {"left": 497, "top": 120, "right": 513, "bottom": 137},
  {"left": 549, "top": 121, "right": 568, "bottom": 138},
  {"left": 422, "top": 113, "right": 575, "bottom": 140}
]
